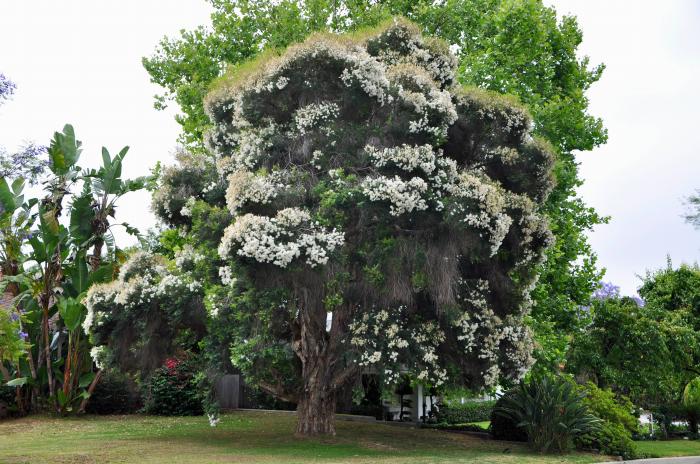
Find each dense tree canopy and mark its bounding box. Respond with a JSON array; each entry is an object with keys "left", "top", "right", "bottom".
[
  {"left": 151, "top": 19, "right": 555, "bottom": 435},
  {"left": 568, "top": 265, "right": 700, "bottom": 412},
  {"left": 143, "top": 1, "right": 608, "bottom": 368}
]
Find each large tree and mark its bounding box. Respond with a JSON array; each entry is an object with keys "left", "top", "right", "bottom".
[
  {"left": 143, "top": 0, "right": 608, "bottom": 361},
  {"left": 153, "top": 20, "right": 554, "bottom": 435},
  {"left": 568, "top": 266, "right": 700, "bottom": 413}
]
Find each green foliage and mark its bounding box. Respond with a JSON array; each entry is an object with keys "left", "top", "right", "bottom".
[
  {"left": 436, "top": 400, "right": 495, "bottom": 425},
  {"left": 490, "top": 390, "right": 529, "bottom": 442},
  {"left": 493, "top": 376, "right": 599, "bottom": 453},
  {"left": 573, "top": 382, "right": 641, "bottom": 459},
  {"left": 579, "top": 382, "right": 638, "bottom": 435},
  {"left": 639, "top": 260, "right": 700, "bottom": 322},
  {"left": 143, "top": 358, "right": 204, "bottom": 416},
  {"left": 683, "top": 377, "right": 700, "bottom": 416},
  {"left": 567, "top": 295, "right": 699, "bottom": 409},
  {"left": 0, "top": 306, "right": 26, "bottom": 367},
  {"left": 85, "top": 371, "right": 141, "bottom": 415},
  {"left": 575, "top": 421, "right": 639, "bottom": 460},
  {"left": 0, "top": 124, "right": 143, "bottom": 414},
  {"left": 47, "top": 124, "right": 81, "bottom": 176}
]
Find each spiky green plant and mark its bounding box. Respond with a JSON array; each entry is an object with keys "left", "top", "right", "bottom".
[{"left": 494, "top": 376, "right": 600, "bottom": 453}]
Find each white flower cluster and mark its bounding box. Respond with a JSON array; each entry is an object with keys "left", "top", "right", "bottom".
[
  {"left": 372, "top": 23, "right": 457, "bottom": 86},
  {"left": 349, "top": 307, "right": 447, "bottom": 387},
  {"left": 499, "top": 321, "right": 534, "bottom": 381},
  {"left": 340, "top": 51, "right": 392, "bottom": 105},
  {"left": 89, "top": 346, "right": 107, "bottom": 370},
  {"left": 292, "top": 101, "right": 339, "bottom": 135},
  {"left": 174, "top": 244, "right": 204, "bottom": 270},
  {"left": 219, "top": 207, "right": 344, "bottom": 268},
  {"left": 225, "top": 169, "right": 284, "bottom": 214},
  {"left": 84, "top": 252, "right": 203, "bottom": 335},
  {"left": 449, "top": 278, "right": 533, "bottom": 387},
  {"left": 392, "top": 70, "right": 457, "bottom": 138},
  {"left": 223, "top": 123, "right": 277, "bottom": 172},
  {"left": 361, "top": 175, "right": 428, "bottom": 216},
  {"left": 448, "top": 172, "right": 513, "bottom": 256},
  {"left": 218, "top": 266, "right": 236, "bottom": 286},
  {"left": 366, "top": 144, "right": 437, "bottom": 174}
]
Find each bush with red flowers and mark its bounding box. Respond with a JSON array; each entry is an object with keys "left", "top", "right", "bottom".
[{"left": 143, "top": 357, "right": 205, "bottom": 416}]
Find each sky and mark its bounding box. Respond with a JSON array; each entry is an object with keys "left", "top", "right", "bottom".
[{"left": 0, "top": 1, "right": 698, "bottom": 296}]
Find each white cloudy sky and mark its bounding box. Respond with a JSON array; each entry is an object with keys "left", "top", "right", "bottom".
[{"left": 0, "top": 1, "right": 698, "bottom": 296}]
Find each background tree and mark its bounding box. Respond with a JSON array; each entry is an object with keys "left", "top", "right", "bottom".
[
  {"left": 684, "top": 191, "right": 700, "bottom": 228},
  {"left": 0, "top": 73, "right": 47, "bottom": 184},
  {"left": 567, "top": 273, "right": 700, "bottom": 426},
  {"left": 143, "top": 0, "right": 608, "bottom": 371},
  {"left": 153, "top": 20, "right": 555, "bottom": 435}
]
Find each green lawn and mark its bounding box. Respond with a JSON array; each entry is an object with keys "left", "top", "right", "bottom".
[
  {"left": 467, "top": 421, "right": 490, "bottom": 430},
  {"left": 0, "top": 411, "right": 610, "bottom": 464},
  {"left": 635, "top": 439, "right": 700, "bottom": 458}
]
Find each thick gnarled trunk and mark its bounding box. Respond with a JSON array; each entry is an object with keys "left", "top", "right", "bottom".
[
  {"left": 293, "top": 283, "right": 339, "bottom": 436},
  {"left": 296, "top": 373, "right": 336, "bottom": 436}
]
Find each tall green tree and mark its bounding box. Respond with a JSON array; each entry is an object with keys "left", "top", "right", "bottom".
[
  {"left": 568, "top": 267, "right": 700, "bottom": 412},
  {"left": 143, "top": 0, "right": 608, "bottom": 354}
]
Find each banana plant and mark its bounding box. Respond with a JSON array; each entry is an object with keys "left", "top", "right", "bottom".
[
  {"left": 81, "top": 146, "right": 146, "bottom": 270},
  {"left": 0, "top": 124, "right": 144, "bottom": 414}
]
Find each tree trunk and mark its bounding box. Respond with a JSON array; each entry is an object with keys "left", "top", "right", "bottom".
[
  {"left": 41, "top": 303, "right": 55, "bottom": 400},
  {"left": 295, "top": 354, "right": 337, "bottom": 436},
  {"left": 78, "top": 369, "right": 102, "bottom": 414},
  {"left": 296, "top": 390, "right": 336, "bottom": 436},
  {"left": 293, "top": 283, "right": 338, "bottom": 436}
]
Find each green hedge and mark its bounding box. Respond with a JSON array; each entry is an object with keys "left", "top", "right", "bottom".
[{"left": 436, "top": 400, "right": 495, "bottom": 424}]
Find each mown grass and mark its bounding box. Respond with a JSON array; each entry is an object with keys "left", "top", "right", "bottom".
[
  {"left": 0, "top": 410, "right": 611, "bottom": 464},
  {"left": 635, "top": 438, "right": 700, "bottom": 458}
]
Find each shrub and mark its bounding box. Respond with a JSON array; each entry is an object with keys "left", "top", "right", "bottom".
[
  {"left": 436, "top": 400, "right": 495, "bottom": 424},
  {"left": 490, "top": 391, "right": 528, "bottom": 442},
  {"left": 493, "top": 376, "right": 599, "bottom": 453},
  {"left": 573, "top": 382, "right": 641, "bottom": 459},
  {"left": 575, "top": 421, "right": 640, "bottom": 460},
  {"left": 85, "top": 371, "right": 141, "bottom": 415},
  {"left": 143, "top": 357, "right": 204, "bottom": 416},
  {"left": 579, "top": 382, "right": 639, "bottom": 434},
  {"left": 0, "top": 386, "right": 14, "bottom": 418},
  {"left": 427, "top": 422, "right": 488, "bottom": 433},
  {"left": 683, "top": 377, "right": 700, "bottom": 435}
]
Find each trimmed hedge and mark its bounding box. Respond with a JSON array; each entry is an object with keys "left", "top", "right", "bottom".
[
  {"left": 427, "top": 422, "right": 489, "bottom": 433},
  {"left": 436, "top": 400, "right": 495, "bottom": 424}
]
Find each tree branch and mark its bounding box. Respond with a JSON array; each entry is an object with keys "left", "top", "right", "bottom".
[
  {"left": 331, "top": 364, "right": 360, "bottom": 391},
  {"left": 257, "top": 381, "right": 298, "bottom": 404}
]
